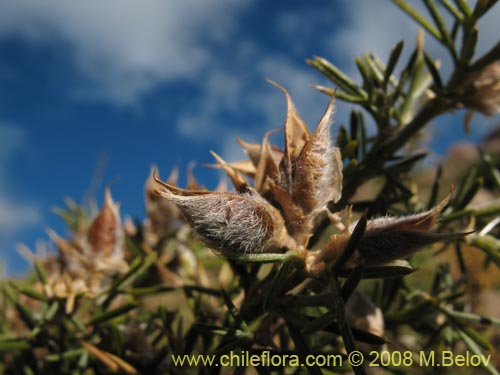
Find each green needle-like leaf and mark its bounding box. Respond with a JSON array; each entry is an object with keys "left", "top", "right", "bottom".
[
  {"left": 9, "top": 281, "right": 47, "bottom": 302},
  {"left": 469, "top": 235, "right": 500, "bottom": 268},
  {"left": 439, "top": 0, "right": 465, "bottom": 20},
  {"left": 0, "top": 339, "right": 31, "bottom": 352},
  {"left": 34, "top": 260, "right": 48, "bottom": 285},
  {"left": 454, "top": 0, "right": 472, "bottom": 16},
  {"left": 424, "top": 0, "right": 457, "bottom": 60},
  {"left": 88, "top": 302, "right": 139, "bottom": 325},
  {"left": 457, "top": 329, "right": 500, "bottom": 375},
  {"left": 384, "top": 40, "right": 405, "bottom": 86},
  {"left": 393, "top": 0, "right": 442, "bottom": 41},
  {"left": 424, "top": 52, "right": 444, "bottom": 89},
  {"left": 308, "top": 56, "right": 368, "bottom": 98}
]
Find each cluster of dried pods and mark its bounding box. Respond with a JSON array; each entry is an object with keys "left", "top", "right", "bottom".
[
  {"left": 154, "top": 80, "right": 464, "bottom": 277},
  {"left": 27, "top": 189, "right": 129, "bottom": 314}
]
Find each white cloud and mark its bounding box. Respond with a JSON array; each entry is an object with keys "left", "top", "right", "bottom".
[
  {"left": 0, "top": 0, "right": 252, "bottom": 104},
  {"left": 0, "top": 124, "right": 41, "bottom": 238},
  {"left": 0, "top": 0, "right": 343, "bottom": 149},
  {"left": 2, "top": 0, "right": 497, "bottom": 160}
]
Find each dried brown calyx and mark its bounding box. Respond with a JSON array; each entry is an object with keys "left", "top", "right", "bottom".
[
  {"left": 43, "top": 189, "right": 128, "bottom": 303},
  {"left": 266, "top": 80, "right": 342, "bottom": 245}
]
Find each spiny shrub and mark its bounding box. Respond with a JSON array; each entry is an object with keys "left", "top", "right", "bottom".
[{"left": 1, "top": 1, "right": 500, "bottom": 374}]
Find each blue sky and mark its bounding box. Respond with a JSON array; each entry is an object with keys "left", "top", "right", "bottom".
[{"left": 0, "top": 0, "right": 498, "bottom": 275}]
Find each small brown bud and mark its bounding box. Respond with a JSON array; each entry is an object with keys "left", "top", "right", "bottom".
[
  {"left": 87, "top": 188, "right": 123, "bottom": 258},
  {"left": 154, "top": 173, "right": 295, "bottom": 257}
]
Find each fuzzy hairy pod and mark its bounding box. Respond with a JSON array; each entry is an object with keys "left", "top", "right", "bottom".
[
  {"left": 355, "top": 195, "right": 452, "bottom": 264},
  {"left": 291, "top": 96, "right": 342, "bottom": 214},
  {"left": 307, "top": 195, "right": 465, "bottom": 274},
  {"left": 357, "top": 226, "right": 464, "bottom": 265},
  {"left": 154, "top": 173, "right": 296, "bottom": 257},
  {"left": 269, "top": 80, "right": 342, "bottom": 218}
]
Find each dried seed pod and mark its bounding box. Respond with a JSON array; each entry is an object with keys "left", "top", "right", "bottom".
[
  {"left": 292, "top": 95, "right": 342, "bottom": 214},
  {"left": 355, "top": 195, "right": 464, "bottom": 265},
  {"left": 308, "top": 194, "right": 466, "bottom": 272},
  {"left": 87, "top": 188, "right": 123, "bottom": 258},
  {"left": 154, "top": 173, "right": 296, "bottom": 257},
  {"left": 268, "top": 80, "right": 342, "bottom": 220},
  {"left": 358, "top": 227, "right": 464, "bottom": 265},
  {"left": 236, "top": 137, "right": 265, "bottom": 166}
]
